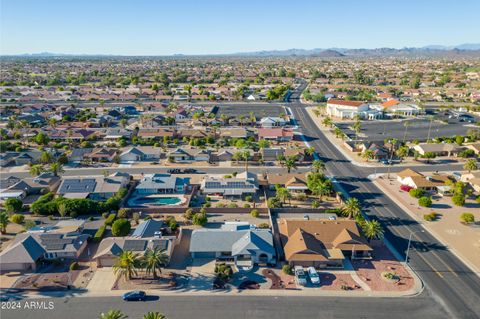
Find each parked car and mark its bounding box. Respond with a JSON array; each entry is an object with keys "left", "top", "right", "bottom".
[
  {"left": 294, "top": 266, "right": 307, "bottom": 286},
  {"left": 307, "top": 267, "right": 320, "bottom": 285},
  {"left": 122, "top": 290, "right": 146, "bottom": 301},
  {"left": 183, "top": 168, "right": 197, "bottom": 173},
  {"left": 167, "top": 169, "right": 181, "bottom": 174}
]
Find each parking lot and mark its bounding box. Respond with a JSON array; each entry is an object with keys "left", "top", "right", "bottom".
[
  {"left": 336, "top": 116, "right": 479, "bottom": 142},
  {"left": 214, "top": 103, "right": 287, "bottom": 118}
]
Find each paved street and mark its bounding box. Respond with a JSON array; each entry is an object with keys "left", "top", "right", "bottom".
[
  {"left": 289, "top": 82, "right": 480, "bottom": 319},
  {"left": 1, "top": 293, "right": 448, "bottom": 319}
]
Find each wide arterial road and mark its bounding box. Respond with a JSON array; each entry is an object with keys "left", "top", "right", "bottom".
[{"left": 288, "top": 81, "right": 480, "bottom": 319}]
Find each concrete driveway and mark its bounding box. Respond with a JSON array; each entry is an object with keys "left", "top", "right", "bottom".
[
  {"left": 187, "top": 259, "right": 216, "bottom": 291},
  {"left": 86, "top": 267, "right": 116, "bottom": 292}
]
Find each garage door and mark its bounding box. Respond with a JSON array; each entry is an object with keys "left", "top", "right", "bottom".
[
  {"left": 98, "top": 257, "right": 117, "bottom": 267},
  {"left": 193, "top": 252, "right": 216, "bottom": 259}
]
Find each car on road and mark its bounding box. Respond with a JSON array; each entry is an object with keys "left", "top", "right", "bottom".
[
  {"left": 294, "top": 266, "right": 307, "bottom": 286},
  {"left": 167, "top": 169, "right": 181, "bottom": 174},
  {"left": 307, "top": 267, "right": 320, "bottom": 285},
  {"left": 183, "top": 168, "right": 197, "bottom": 173},
  {"left": 122, "top": 290, "right": 146, "bottom": 301}
]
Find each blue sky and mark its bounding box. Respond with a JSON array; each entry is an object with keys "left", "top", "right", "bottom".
[{"left": 1, "top": 0, "right": 479, "bottom": 55}]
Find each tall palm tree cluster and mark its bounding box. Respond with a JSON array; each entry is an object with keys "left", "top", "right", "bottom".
[
  {"left": 99, "top": 310, "right": 165, "bottom": 319},
  {"left": 341, "top": 197, "right": 384, "bottom": 240},
  {"left": 113, "top": 247, "right": 169, "bottom": 281}
]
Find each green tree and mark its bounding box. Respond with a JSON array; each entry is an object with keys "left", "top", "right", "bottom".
[
  {"left": 40, "top": 151, "right": 53, "bottom": 164},
  {"left": 460, "top": 213, "right": 475, "bottom": 224},
  {"left": 29, "top": 164, "right": 44, "bottom": 176},
  {"left": 452, "top": 194, "right": 465, "bottom": 207},
  {"left": 464, "top": 159, "right": 478, "bottom": 173},
  {"left": 10, "top": 214, "right": 25, "bottom": 224},
  {"left": 111, "top": 219, "right": 131, "bottom": 236},
  {"left": 276, "top": 187, "right": 292, "bottom": 204},
  {"left": 312, "top": 159, "right": 325, "bottom": 173},
  {"left": 4, "top": 198, "right": 23, "bottom": 214},
  {"left": 143, "top": 312, "right": 165, "bottom": 319},
  {"left": 99, "top": 310, "right": 128, "bottom": 319},
  {"left": 361, "top": 220, "right": 384, "bottom": 240},
  {"left": 0, "top": 211, "right": 9, "bottom": 234},
  {"left": 342, "top": 197, "right": 361, "bottom": 219},
  {"left": 34, "top": 132, "right": 50, "bottom": 146},
  {"left": 143, "top": 247, "right": 169, "bottom": 279},
  {"left": 362, "top": 150, "right": 374, "bottom": 162},
  {"left": 50, "top": 162, "right": 64, "bottom": 176},
  {"left": 192, "top": 211, "right": 208, "bottom": 226},
  {"left": 113, "top": 251, "right": 141, "bottom": 280},
  {"left": 284, "top": 156, "right": 298, "bottom": 173},
  {"left": 418, "top": 196, "right": 432, "bottom": 207}
]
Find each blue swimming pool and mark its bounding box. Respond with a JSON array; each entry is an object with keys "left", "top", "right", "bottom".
[{"left": 132, "top": 196, "right": 182, "bottom": 206}]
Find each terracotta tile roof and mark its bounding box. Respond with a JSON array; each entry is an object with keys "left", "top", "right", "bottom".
[{"left": 381, "top": 99, "right": 400, "bottom": 108}]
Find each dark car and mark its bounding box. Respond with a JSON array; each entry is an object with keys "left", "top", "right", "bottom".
[
  {"left": 183, "top": 168, "right": 197, "bottom": 173},
  {"left": 122, "top": 290, "right": 146, "bottom": 301},
  {"left": 167, "top": 169, "right": 180, "bottom": 174}
]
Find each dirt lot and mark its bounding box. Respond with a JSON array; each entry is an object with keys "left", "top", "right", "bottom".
[{"left": 376, "top": 175, "right": 480, "bottom": 273}]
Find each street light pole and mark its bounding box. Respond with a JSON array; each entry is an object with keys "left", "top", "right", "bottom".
[{"left": 405, "top": 230, "right": 424, "bottom": 264}]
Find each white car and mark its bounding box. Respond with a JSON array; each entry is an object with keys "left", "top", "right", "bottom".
[
  {"left": 307, "top": 267, "right": 320, "bottom": 285},
  {"left": 294, "top": 266, "right": 307, "bottom": 286}
]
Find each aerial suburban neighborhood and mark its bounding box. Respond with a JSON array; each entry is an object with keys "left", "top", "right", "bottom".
[{"left": 1, "top": 1, "right": 480, "bottom": 319}]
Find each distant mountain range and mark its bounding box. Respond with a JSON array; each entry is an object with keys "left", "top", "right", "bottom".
[
  {"left": 4, "top": 43, "right": 480, "bottom": 57},
  {"left": 229, "top": 43, "right": 480, "bottom": 57}
]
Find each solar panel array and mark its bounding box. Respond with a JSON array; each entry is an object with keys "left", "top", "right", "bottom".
[
  {"left": 151, "top": 240, "right": 168, "bottom": 251},
  {"left": 59, "top": 178, "right": 97, "bottom": 193},
  {"left": 123, "top": 240, "right": 147, "bottom": 251},
  {"left": 40, "top": 234, "right": 75, "bottom": 251}
]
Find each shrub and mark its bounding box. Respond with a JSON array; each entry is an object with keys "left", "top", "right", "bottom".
[
  {"left": 418, "top": 196, "right": 432, "bottom": 207},
  {"left": 24, "top": 220, "right": 36, "bottom": 230},
  {"left": 93, "top": 225, "right": 106, "bottom": 243},
  {"left": 267, "top": 197, "right": 282, "bottom": 208},
  {"left": 166, "top": 216, "right": 178, "bottom": 231},
  {"left": 250, "top": 209, "right": 259, "bottom": 218},
  {"left": 102, "top": 212, "right": 109, "bottom": 219},
  {"left": 282, "top": 264, "right": 293, "bottom": 275},
  {"left": 111, "top": 219, "right": 131, "bottom": 236},
  {"left": 452, "top": 194, "right": 465, "bottom": 207},
  {"left": 243, "top": 204, "right": 251, "bottom": 208},
  {"left": 311, "top": 200, "right": 320, "bottom": 208},
  {"left": 117, "top": 208, "right": 129, "bottom": 219},
  {"left": 258, "top": 222, "right": 270, "bottom": 229},
  {"left": 4, "top": 198, "right": 23, "bottom": 214},
  {"left": 104, "top": 213, "right": 117, "bottom": 226},
  {"left": 460, "top": 213, "right": 475, "bottom": 224},
  {"left": 183, "top": 208, "right": 194, "bottom": 220},
  {"left": 203, "top": 202, "right": 211, "bottom": 208},
  {"left": 192, "top": 212, "right": 208, "bottom": 226},
  {"left": 245, "top": 195, "right": 253, "bottom": 202},
  {"left": 409, "top": 189, "right": 424, "bottom": 199},
  {"left": 214, "top": 263, "right": 233, "bottom": 282},
  {"left": 10, "top": 214, "right": 25, "bottom": 224},
  {"left": 69, "top": 262, "right": 80, "bottom": 271},
  {"left": 423, "top": 212, "right": 438, "bottom": 221},
  {"left": 227, "top": 203, "right": 238, "bottom": 208},
  {"left": 132, "top": 212, "right": 140, "bottom": 224},
  {"left": 476, "top": 196, "right": 480, "bottom": 204}
]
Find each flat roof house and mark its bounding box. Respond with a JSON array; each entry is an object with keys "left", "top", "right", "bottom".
[
  {"left": 189, "top": 222, "right": 276, "bottom": 268},
  {"left": 326, "top": 99, "right": 370, "bottom": 119},
  {"left": 279, "top": 219, "right": 372, "bottom": 269}
]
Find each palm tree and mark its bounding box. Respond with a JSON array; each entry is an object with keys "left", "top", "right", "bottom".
[
  {"left": 464, "top": 159, "right": 478, "bottom": 173},
  {"left": 304, "top": 147, "right": 315, "bottom": 158},
  {"left": 362, "top": 150, "right": 374, "bottom": 162},
  {"left": 402, "top": 121, "right": 410, "bottom": 143},
  {"left": 0, "top": 211, "right": 10, "bottom": 234},
  {"left": 232, "top": 151, "right": 243, "bottom": 165},
  {"left": 113, "top": 251, "right": 142, "bottom": 281},
  {"left": 50, "top": 162, "right": 64, "bottom": 177},
  {"left": 29, "top": 164, "right": 44, "bottom": 177},
  {"left": 284, "top": 156, "right": 298, "bottom": 173},
  {"left": 311, "top": 180, "right": 331, "bottom": 202},
  {"left": 249, "top": 111, "right": 256, "bottom": 126},
  {"left": 276, "top": 187, "right": 292, "bottom": 204},
  {"left": 220, "top": 113, "right": 228, "bottom": 125},
  {"left": 352, "top": 120, "right": 361, "bottom": 140},
  {"left": 143, "top": 312, "right": 165, "bottom": 319},
  {"left": 333, "top": 127, "right": 343, "bottom": 138},
  {"left": 396, "top": 146, "right": 409, "bottom": 162},
  {"left": 143, "top": 247, "right": 169, "bottom": 279},
  {"left": 312, "top": 159, "right": 325, "bottom": 173},
  {"left": 241, "top": 150, "right": 250, "bottom": 171},
  {"left": 342, "top": 197, "right": 361, "bottom": 219},
  {"left": 99, "top": 310, "right": 128, "bottom": 319},
  {"left": 322, "top": 117, "right": 332, "bottom": 128},
  {"left": 362, "top": 220, "right": 384, "bottom": 241}
]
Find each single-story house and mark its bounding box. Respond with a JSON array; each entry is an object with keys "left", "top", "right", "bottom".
[
  {"left": 260, "top": 117, "right": 287, "bottom": 128},
  {"left": 135, "top": 174, "right": 188, "bottom": 194},
  {"left": 279, "top": 218, "right": 372, "bottom": 268},
  {"left": 412, "top": 143, "right": 464, "bottom": 157},
  {"left": 265, "top": 173, "right": 309, "bottom": 192},
  {"left": 167, "top": 148, "right": 210, "bottom": 162},
  {"left": 189, "top": 222, "right": 276, "bottom": 267},
  {"left": 119, "top": 146, "right": 162, "bottom": 163},
  {"left": 200, "top": 171, "right": 258, "bottom": 198},
  {"left": 57, "top": 173, "right": 130, "bottom": 200},
  {"left": 0, "top": 232, "right": 89, "bottom": 272},
  {"left": 257, "top": 128, "right": 294, "bottom": 142}
]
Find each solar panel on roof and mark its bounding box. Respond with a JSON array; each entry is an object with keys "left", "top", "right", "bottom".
[
  {"left": 60, "top": 179, "right": 97, "bottom": 193},
  {"left": 151, "top": 240, "right": 168, "bottom": 251},
  {"left": 123, "top": 240, "right": 147, "bottom": 251},
  {"left": 44, "top": 243, "right": 66, "bottom": 250}
]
